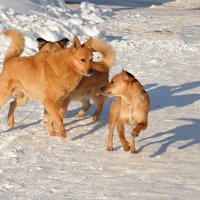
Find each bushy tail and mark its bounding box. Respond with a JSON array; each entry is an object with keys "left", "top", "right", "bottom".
[
  {"left": 3, "top": 29, "right": 25, "bottom": 62},
  {"left": 91, "top": 39, "right": 115, "bottom": 72}
]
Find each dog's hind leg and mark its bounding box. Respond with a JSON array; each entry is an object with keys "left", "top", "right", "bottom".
[
  {"left": 75, "top": 99, "right": 91, "bottom": 118},
  {"left": 43, "top": 99, "right": 66, "bottom": 138},
  {"left": 92, "top": 95, "right": 107, "bottom": 121},
  {"left": 0, "top": 79, "right": 12, "bottom": 110},
  {"left": 7, "top": 95, "right": 29, "bottom": 128},
  {"left": 43, "top": 109, "right": 49, "bottom": 123}
]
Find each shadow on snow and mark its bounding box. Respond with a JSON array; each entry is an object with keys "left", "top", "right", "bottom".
[
  {"left": 139, "top": 118, "right": 200, "bottom": 157},
  {"left": 146, "top": 81, "right": 200, "bottom": 111},
  {"left": 65, "top": 0, "right": 175, "bottom": 11}
]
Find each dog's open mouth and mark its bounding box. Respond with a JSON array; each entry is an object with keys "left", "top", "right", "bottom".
[
  {"left": 101, "top": 90, "right": 112, "bottom": 96},
  {"left": 104, "top": 91, "right": 112, "bottom": 95},
  {"left": 84, "top": 73, "right": 92, "bottom": 77}
]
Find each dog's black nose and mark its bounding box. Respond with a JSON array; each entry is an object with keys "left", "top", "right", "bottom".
[
  {"left": 100, "top": 86, "right": 105, "bottom": 92},
  {"left": 88, "top": 68, "right": 93, "bottom": 75}
]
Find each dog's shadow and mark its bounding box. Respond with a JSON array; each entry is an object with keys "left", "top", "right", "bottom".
[
  {"left": 141, "top": 81, "right": 200, "bottom": 156},
  {"left": 146, "top": 81, "right": 200, "bottom": 111},
  {"left": 138, "top": 118, "right": 200, "bottom": 157},
  {"left": 65, "top": 97, "right": 113, "bottom": 141},
  {"left": 0, "top": 119, "right": 42, "bottom": 134}
]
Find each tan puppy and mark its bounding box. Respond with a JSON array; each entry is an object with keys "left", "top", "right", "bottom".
[
  {"left": 7, "top": 36, "right": 115, "bottom": 127},
  {"left": 1, "top": 29, "right": 93, "bottom": 137},
  {"left": 101, "top": 70, "right": 150, "bottom": 153}
]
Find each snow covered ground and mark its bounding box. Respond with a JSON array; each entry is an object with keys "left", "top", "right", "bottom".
[{"left": 0, "top": 0, "right": 200, "bottom": 199}]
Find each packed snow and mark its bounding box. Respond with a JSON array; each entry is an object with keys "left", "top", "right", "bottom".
[{"left": 0, "top": 0, "right": 200, "bottom": 199}]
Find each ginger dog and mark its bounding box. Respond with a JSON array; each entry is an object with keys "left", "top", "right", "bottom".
[
  {"left": 101, "top": 70, "right": 150, "bottom": 153},
  {"left": 68, "top": 39, "right": 115, "bottom": 121},
  {"left": 7, "top": 36, "right": 115, "bottom": 127},
  {"left": 38, "top": 37, "right": 115, "bottom": 121},
  {"left": 1, "top": 29, "right": 93, "bottom": 137},
  {"left": 7, "top": 37, "right": 70, "bottom": 127}
]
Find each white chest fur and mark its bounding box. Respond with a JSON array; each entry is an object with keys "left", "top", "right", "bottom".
[{"left": 119, "top": 103, "right": 136, "bottom": 126}]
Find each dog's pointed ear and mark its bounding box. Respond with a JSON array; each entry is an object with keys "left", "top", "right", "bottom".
[
  {"left": 58, "top": 38, "right": 69, "bottom": 48},
  {"left": 36, "top": 38, "right": 48, "bottom": 50},
  {"left": 122, "top": 70, "right": 135, "bottom": 81},
  {"left": 83, "top": 37, "right": 93, "bottom": 49},
  {"left": 72, "top": 36, "right": 81, "bottom": 48}
]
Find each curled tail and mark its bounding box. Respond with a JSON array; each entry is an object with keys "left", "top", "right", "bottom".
[
  {"left": 3, "top": 29, "right": 25, "bottom": 62},
  {"left": 91, "top": 39, "right": 115, "bottom": 72}
]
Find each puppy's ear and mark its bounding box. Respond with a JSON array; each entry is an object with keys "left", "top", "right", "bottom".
[
  {"left": 122, "top": 70, "right": 135, "bottom": 81},
  {"left": 83, "top": 37, "right": 93, "bottom": 49},
  {"left": 58, "top": 38, "right": 69, "bottom": 48},
  {"left": 72, "top": 36, "right": 81, "bottom": 48},
  {"left": 36, "top": 38, "right": 48, "bottom": 50}
]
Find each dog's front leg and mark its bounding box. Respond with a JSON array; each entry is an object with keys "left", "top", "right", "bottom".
[
  {"left": 58, "top": 97, "right": 70, "bottom": 119},
  {"left": 131, "top": 123, "right": 146, "bottom": 137},
  {"left": 106, "top": 102, "right": 119, "bottom": 151},
  {"left": 107, "top": 114, "right": 117, "bottom": 151},
  {"left": 43, "top": 99, "right": 66, "bottom": 138},
  {"left": 130, "top": 122, "right": 146, "bottom": 153},
  {"left": 117, "top": 120, "right": 130, "bottom": 151},
  {"left": 129, "top": 135, "right": 138, "bottom": 154}
]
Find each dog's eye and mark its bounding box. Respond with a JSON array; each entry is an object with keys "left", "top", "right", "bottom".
[
  {"left": 81, "top": 58, "right": 86, "bottom": 62},
  {"left": 111, "top": 80, "right": 114, "bottom": 84}
]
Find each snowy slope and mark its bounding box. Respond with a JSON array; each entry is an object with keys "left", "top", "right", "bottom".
[{"left": 0, "top": 0, "right": 200, "bottom": 199}]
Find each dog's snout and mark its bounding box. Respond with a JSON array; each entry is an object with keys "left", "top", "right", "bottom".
[{"left": 100, "top": 86, "right": 105, "bottom": 92}]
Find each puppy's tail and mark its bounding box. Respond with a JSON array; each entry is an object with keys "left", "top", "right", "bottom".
[
  {"left": 91, "top": 39, "right": 115, "bottom": 72},
  {"left": 3, "top": 29, "right": 25, "bottom": 62}
]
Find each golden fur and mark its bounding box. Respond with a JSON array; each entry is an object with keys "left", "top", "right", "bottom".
[
  {"left": 7, "top": 35, "right": 115, "bottom": 127},
  {"left": 60, "top": 38, "right": 115, "bottom": 121},
  {"left": 101, "top": 70, "right": 150, "bottom": 153},
  {"left": 40, "top": 37, "right": 115, "bottom": 121},
  {"left": 1, "top": 29, "right": 93, "bottom": 137}
]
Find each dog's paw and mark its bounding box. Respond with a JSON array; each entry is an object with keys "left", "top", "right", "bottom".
[
  {"left": 60, "top": 131, "right": 67, "bottom": 138},
  {"left": 130, "top": 149, "right": 139, "bottom": 154},
  {"left": 131, "top": 131, "right": 139, "bottom": 137},
  {"left": 74, "top": 112, "right": 84, "bottom": 118},
  {"left": 43, "top": 115, "right": 49, "bottom": 124},
  {"left": 7, "top": 119, "right": 14, "bottom": 128},
  {"left": 106, "top": 145, "right": 113, "bottom": 151},
  {"left": 123, "top": 145, "right": 130, "bottom": 151},
  {"left": 49, "top": 131, "right": 56, "bottom": 137},
  {"left": 92, "top": 115, "right": 99, "bottom": 121}
]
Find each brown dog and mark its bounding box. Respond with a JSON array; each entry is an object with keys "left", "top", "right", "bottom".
[
  {"left": 64, "top": 38, "right": 115, "bottom": 121},
  {"left": 39, "top": 37, "right": 115, "bottom": 121},
  {"left": 101, "top": 70, "right": 150, "bottom": 153},
  {"left": 7, "top": 37, "right": 70, "bottom": 127},
  {"left": 1, "top": 29, "right": 93, "bottom": 137},
  {"left": 36, "top": 37, "right": 69, "bottom": 52},
  {"left": 7, "top": 35, "right": 115, "bottom": 127}
]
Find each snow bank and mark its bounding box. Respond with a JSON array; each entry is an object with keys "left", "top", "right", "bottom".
[{"left": 0, "top": 0, "right": 108, "bottom": 60}]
